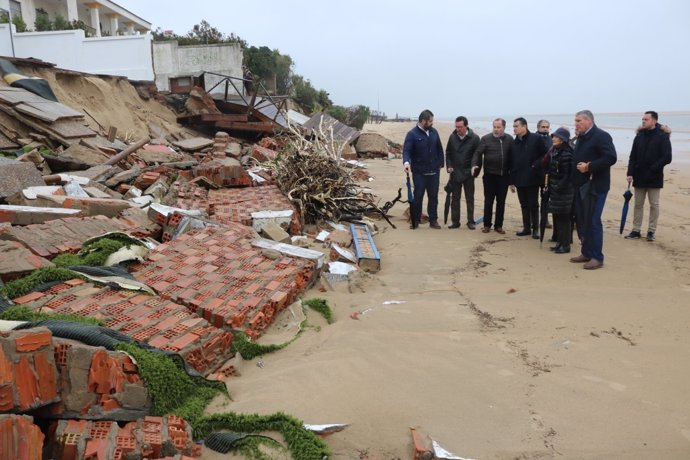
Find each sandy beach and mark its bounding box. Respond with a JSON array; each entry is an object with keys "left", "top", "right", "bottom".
[{"left": 210, "top": 120, "right": 690, "bottom": 459}]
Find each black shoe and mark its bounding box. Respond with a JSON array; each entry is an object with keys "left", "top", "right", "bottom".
[
  {"left": 532, "top": 230, "right": 540, "bottom": 239},
  {"left": 625, "top": 230, "right": 641, "bottom": 239},
  {"left": 430, "top": 221, "right": 441, "bottom": 229},
  {"left": 516, "top": 229, "right": 531, "bottom": 236},
  {"left": 646, "top": 231, "right": 655, "bottom": 241},
  {"left": 448, "top": 223, "right": 461, "bottom": 229},
  {"left": 409, "top": 222, "right": 418, "bottom": 229},
  {"left": 555, "top": 245, "right": 571, "bottom": 254},
  {"left": 550, "top": 244, "right": 561, "bottom": 251},
  {"left": 467, "top": 222, "right": 476, "bottom": 230}
]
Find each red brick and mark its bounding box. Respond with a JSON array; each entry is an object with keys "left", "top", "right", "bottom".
[
  {"left": 14, "top": 329, "right": 53, "bottom": 352},
  {"left": 15, "top": 356, "right": 40, "bottom": 410},
  {"left": 10, "top": 291, "right": 46, "bottom": 304},
  {"left": 0, "top": 384, "right": 13, "bottom": 411},
  {"left": 33, "top": 351, "right": 58, "bottom": 401}
]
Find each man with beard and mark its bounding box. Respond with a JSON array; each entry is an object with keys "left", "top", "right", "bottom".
[
  {"left": 403, "top": 109, "right": 445, "bottom": 229},
  {"left": 625, "top": 111, "right": 672, "bottom": 242}
]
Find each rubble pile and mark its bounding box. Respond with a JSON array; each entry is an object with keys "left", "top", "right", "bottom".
[{"left": 0, "top": 64, "right": 388, "bottom": 459}]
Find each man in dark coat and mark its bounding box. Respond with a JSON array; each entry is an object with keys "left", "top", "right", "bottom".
[
  {"left": 445, "top": 116, "right": 480, "bottom": 229},
  {"left": 510, "top": 117, "right": 548, "bottom": 239},
  {"left": 624, "top": 111, "right": 672, "bottom": 242},
  {"left": 570, "top": 110, "right": 617, "bottom": 270},
  {"left": 403, "top": 109, "right": 445, "bottom": 229},
  {"left": 471, "top": 118, "right": 513, "bottom": 234}
]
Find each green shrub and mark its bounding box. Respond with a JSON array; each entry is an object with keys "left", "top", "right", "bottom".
[
  {"left": 34, "top": 12, "right": 52, "bottom": 31},
  {"left": 0, "top": 306, "right": 104, "bottom": 326}
]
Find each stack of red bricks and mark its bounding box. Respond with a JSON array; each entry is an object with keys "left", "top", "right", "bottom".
[
  {"left": 209, "top": 184, "right": 302, "bottom": 234},
  {"left": 133, "top": 171, "right": 161, "bottom": 189},
  {"left": 168, "top": 182, "right": 211, "bottom": 214},
  {"left": 12, "top": 281, "right": 234, "bottom": 378},
  {"left": 180, "top": 156, "right": 252, "bottom": 189},
  {"left": 50, "top": 415, "right": 199, "bottom": 460},
  {"left": 212, "top": 131, "right": 231, "bottom": 158},
  {"left": 0, "top": 216, "right": 131, "bottom": 259},
  {"left": 132, "top": 225, "right": 316, "bottom": 340}
]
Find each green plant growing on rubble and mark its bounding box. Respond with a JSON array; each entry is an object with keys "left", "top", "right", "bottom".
[
  {"left": 231, "top": 331, "right": 289, "bottom": 360},
  {"left": 117, "top": 343, "right": 330, "bottom": 459},
  {"left": 0, "top": 267, "right": 84, "bottom": 300},
  {"left": 303, "top": 298, "right": 333, "bottom": 324},
  {"left": 52, "top": 235, "right": 141, "bottom": 268},
  {"left": 0, "top": 305, "right": 104, "bottom": 326}
]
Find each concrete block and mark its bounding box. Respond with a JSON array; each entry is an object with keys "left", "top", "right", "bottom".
[
  {"left": 0, "top": 205, "right": 82, "bottom": 225},
  {"left": 32, "top": 195, "right": 132, "bottom": 218},
  {"left": 251, "top": 209, "right": 294, "bottom": 233},
  {"left": 261, "top": 222, "right": 290, "bottom": 243},
  {"left": 0, "top": 161, "right": 46, "bottom": 201}
]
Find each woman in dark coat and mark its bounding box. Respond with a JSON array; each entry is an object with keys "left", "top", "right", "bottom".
[{"left": 546, "top": 128, "right": 575, "bottom": 253}]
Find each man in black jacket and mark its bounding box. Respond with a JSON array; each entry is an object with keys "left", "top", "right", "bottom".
[
  {"left": 570, "top": 110, "right": 617, "bottom": 270},
  {"left": 471, "top": 118, "right": 513, "bottom": 234},
  {"left": 624, "top": 111, "right": 672, "bottom": 242},
  {"left": 510, "top": 117, "right": 548, "bottom": 239},
  {"left": 445, "top": 116, "right": 480, "bottom": 229}
]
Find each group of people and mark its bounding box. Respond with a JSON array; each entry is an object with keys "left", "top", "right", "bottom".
[{"left": 402, "top": 109, "right": 673, "bottom": 270}]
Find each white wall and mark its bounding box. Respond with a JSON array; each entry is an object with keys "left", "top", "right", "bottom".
[
  {"left": 152, "top": 41, "right": 243, "bottom": 93},
  {"left": 0, "top": 27, "right": 153, "bottom": 81}
]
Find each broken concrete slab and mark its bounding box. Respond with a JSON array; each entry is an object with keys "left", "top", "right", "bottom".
[
  {"left": 251, "top": 237, "right": 325, "bottom": 269},
  {"left": 104, "top": 166, "right": 140, "bottom": 188},
  {"left": 251, "top": 209, "right": 294, "bottom": 233},
  {"left": 0, "top": 204, "right": 81, "bottom": 225},
  {"left": 59, "top": 143, "right": 110, "bottom": 166},
  {"left": 68, "top": 164, "right": 117, "bottom": 182},
  {"left": 33, "top": 194, "right": 131, "bottom": 218},
  {"left": 172, "top": 137, "right": 214, "bottom": 151},
  {"left": 147, "top": 202, "right": 203, "bottom": 227},
  {"left": 137, "top": 144, "right": 184, "bottom": 164},
  {"left": 261, "top": 222, "right": 290, "bottom": 243},
  {"left": 0, "top": 240, "right": 53, "bottom": 280},
  {"left": 0, "top": 161, "right": 46, "bottom": 201},
  {"left": 6, "top": 186, "right": 65, "bottom": 206}
]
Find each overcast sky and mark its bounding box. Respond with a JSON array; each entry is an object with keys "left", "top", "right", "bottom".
[{"left": 118, "top": 0, "right": 690, "bottom": 119}]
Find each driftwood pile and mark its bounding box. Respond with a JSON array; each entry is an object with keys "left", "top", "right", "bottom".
[{"left": 264, "top": 126, "right": 393, "bottom": 226}]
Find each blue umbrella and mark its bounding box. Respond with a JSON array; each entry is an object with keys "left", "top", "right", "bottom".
[{"left": 619, "top": 183, "right": 633, "bottom": 234}]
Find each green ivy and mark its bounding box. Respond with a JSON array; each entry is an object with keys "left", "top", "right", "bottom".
[
  {"left": 0, "top": 267, "right": 83, "bottom": 300},
  {"left": 116, "top": 343, "right": 330, "bottom": 459},
  {"left": 303, "top": 298, "right": 333, "bottom": 324},
  {"left": 0, "top": 305, "right": 104, "bottom": 326},
  {"left": 231, "top": 331, "right": 289, "bottom": 360}
]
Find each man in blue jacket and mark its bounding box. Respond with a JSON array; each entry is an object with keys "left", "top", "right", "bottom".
[
  {"left": 570, "top": 110, "right": 617, "bottom": 270},
  {"left": 403, "top": 109, "right": 445, "bottom": 229}
]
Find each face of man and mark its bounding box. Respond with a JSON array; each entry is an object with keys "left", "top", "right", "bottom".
[
  {"left": 513, "top": 121, "right": 527, "bottom": 137},
  {"left": 574, "top": 115, "right": 593, "bottom": 135},
  {"left": 538, "top": 123, "right": 550, "bottom": 134},
  {"left": 492, "top": 121, "right": 505, "bottom": 136},
  {"left": 641, "top": 113, "right": 656, "bottom": 130},
  {"left": 455, "top": 121, "right": 468, "bottom": 136},
  {"left": 420, "top": 117, "right": 434, "bottom": 130}
]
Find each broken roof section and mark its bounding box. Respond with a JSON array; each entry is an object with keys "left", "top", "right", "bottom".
[{"left": 303, "top": 112, "right": 360, "bottom": 144}]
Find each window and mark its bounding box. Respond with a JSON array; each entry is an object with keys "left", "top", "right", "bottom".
[{"left": 10, "top": 0, "right": 21, "bottom": 18}]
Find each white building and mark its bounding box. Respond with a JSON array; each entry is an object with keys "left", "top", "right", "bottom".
[
  {"left": 0, "top": 0, "right": 150, "bottom": 37},
  {"left": 0, "top": 0, "right": 153, "bottom": 80}
]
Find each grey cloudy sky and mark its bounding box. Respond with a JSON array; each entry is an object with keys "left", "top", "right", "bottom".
[{"left": 118, "top": 0, "right": 690, "bottom": 119}]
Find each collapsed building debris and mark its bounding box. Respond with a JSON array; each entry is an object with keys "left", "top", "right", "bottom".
[{"left": 0, "top": 57, "right": 388, "bottom": 459}]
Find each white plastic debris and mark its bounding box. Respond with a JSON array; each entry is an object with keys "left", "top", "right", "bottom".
[
  {"left": 382, "top": 300, "right": 406, "bottom": 305},
  {"left": 431, "top": 439, "right": 476, "bottom": 460},
  {"left": 303, "top": 423, "right": 349, "bottom": 434},
  {"left": 328, "top": 261, "right": 358, "bottom": 275}
]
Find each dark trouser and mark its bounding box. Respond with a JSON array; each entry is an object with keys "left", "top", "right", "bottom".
[
  {"left": 412, "top": 171, "right": 440, "bottom": 224},
  {"left": 450, "top": 178, "right": 475, "bottom": 225},
  {"left": 553, "top": 213, "right": 572, "bottom": 247},
  {"left": 575, "top": 191, "right": 608, "bottom": 261},
  {"left": 482, "top": 174, "right": 509, "bottom": 228},
  {"left": 516, "top": 186, "right": 539, "bottom": 231}
]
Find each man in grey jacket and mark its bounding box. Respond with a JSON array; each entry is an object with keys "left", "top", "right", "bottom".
[
  {"left": 445, "top": 116, "right": 480, "bottom": 229},
  {"left": 472, "top": 118, "right": 513, "bottom": 234}
]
